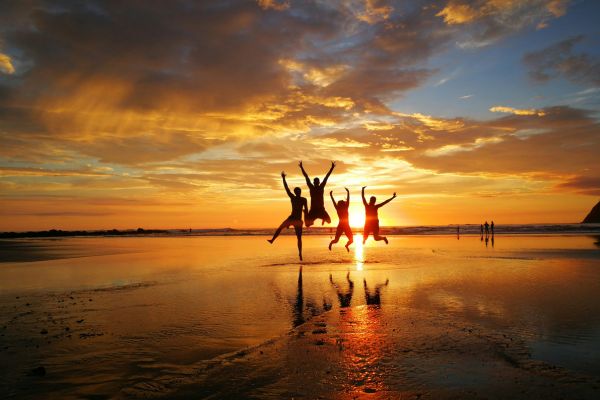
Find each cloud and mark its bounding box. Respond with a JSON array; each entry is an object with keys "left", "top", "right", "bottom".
[
  {"left": 523, "top": 35, "right": 600, "bottom": 86},
  {"left": 555, "top": 176, "right": 600, "bottom": 196},
  {"left": 0, "top": 0, "right": 595, "bottom": 229},
  {"left": 0, "top": 52, "right": 15, "bottom": 74},
  {"left": 436, "top": 0, "right": 571, "bottom": 47},
  {"left": 257, "top": 0, "right": 290, "bottom": 11},
  {"left": 312, "top": 105, "right": 599, "bottom": 200},
  {"left": 354, "top": 0, "right": 394, "bottom": 24},
  {"left": 436, "top": 1, "right": 479, "bottom": 25},
  {"left": 489, "top": 106, "right": 546, "bottom": 116}
]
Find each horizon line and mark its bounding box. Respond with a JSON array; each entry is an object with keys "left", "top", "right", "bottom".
[{"left": 2, "top": 221, "right": 595, "bottom": 234}]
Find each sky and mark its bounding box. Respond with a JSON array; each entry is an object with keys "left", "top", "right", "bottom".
[{"left": 0, "top": 0, "right": 599, "bottom": 230}]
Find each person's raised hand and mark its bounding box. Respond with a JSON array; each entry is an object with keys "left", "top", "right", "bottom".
[
  {"left": 281, "top": 171, "right": 286, "bottom": 178},
  {"left": 298, "top": 161, "right": 303, "bottom": 168},
  {"left": 330, "top": 190, "right": 333, "bottom": 195},
  {"left": 362, "top": 186, "right": 367, "bottom": 190},
  {"left": 393, "top": 192, "right": 396, "bottom": 197},
  {"left": 345, "top": 187, "right": 349, "bottom": 192},
  {"left": 331, "top": 161, "right": 336, "bottom": 168}
]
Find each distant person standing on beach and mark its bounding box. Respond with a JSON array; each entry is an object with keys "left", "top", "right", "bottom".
[
  {"left": 362, "top": 186, "right": 396, "bottom": 244},
  {"left": 299, "top": 161, "right": 335, "bottom": 227},
  {"left": 480, "top": 224, "right": 484, "bottom": 236},
  {"left": 328, "top": 188, "right": 353, "bottom": 252},
  {"left": 267, "top": 172, "right": 308, "bottom": 261},
  {"left": 491, "top": 221, "right": 495, "bottom": 235},
  {"left": 484, "top": 221, "right": 489, "bottom": 236}
]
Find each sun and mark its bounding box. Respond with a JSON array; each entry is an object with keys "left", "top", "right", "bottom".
[{"left": 348, "top": 205, "right": 365, "bottom": 228}]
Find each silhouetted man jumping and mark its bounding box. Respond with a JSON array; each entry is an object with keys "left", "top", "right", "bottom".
[
  {"left": 329, "top": 188, "right": 353, "bottom": 251},
  {"left": 268, "top": 171, "right": 308, "bottom": 261},
  {"left": 362, "top": 186, "right": 396, "bottom": 244},
  {"left": 299, "top": 160, "right": 335, "bottom": 227}
]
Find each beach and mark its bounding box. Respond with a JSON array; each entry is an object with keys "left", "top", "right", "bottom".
[{"left": 1, "top": 234, "right": 599, "bottom": 399}]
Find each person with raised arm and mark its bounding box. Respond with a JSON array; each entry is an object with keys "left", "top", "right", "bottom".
[
  {"left": 328, "top": 187, "right": 353, "bottom": 252},
  {"left": 298, "top": 160, "right": 335, "bottom": 227},
  {"left": 361, "top": 186, "right": 396, "bottom": 244},
  {"left": 268, "top": 171, "right": 308, "bottom": 261}
]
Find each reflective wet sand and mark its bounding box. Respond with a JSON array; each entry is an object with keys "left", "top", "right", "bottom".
[{"left": 1, "top": 235, "right": 599, "bottom": 398}]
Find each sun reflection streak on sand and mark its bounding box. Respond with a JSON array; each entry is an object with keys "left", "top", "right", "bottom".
[
  {"left": 353, "top": 234, "right": 364, "bottom": 271},
  {"left": 338, "top": 306, "right": 387, "bottom": 396}
]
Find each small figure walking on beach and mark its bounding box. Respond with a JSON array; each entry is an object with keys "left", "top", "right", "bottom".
[
  {"left": 480, "top": 224, "right": 484, "bottom": 237},
  {"left": 484, "top": 221, "right": 490, "bottom": 236},
  {"left": 268, "top": 172, "right": 308, "bottom": 261},
  {"left": 361, "top": 186, "right": 396, "bottom": 244},
  {"left": 329, "top": 188, "right": 353, "bottom": 251},
  {"left": 299, "top": 161, "right": 335, "bottom": 227},
  {"left": 491, "top": 220, "right": 495, "bottom": 236}
]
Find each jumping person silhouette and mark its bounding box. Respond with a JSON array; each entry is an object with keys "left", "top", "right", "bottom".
[
  {"left": 361, "top": 186, "right": 396, "bottom": 244},
  {"left": 329, "top": 188, "right": 353, "bottom": 251},
  {"left": 299, "top": 161, "right": 335, "bottom": 227},
  {"left": 268, "top": 171, "right": 308, "bottom": 261}
]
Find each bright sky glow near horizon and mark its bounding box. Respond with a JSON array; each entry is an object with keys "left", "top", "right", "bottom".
[{"left": 0, "top": 0, "right": 599, "bottom": 231}]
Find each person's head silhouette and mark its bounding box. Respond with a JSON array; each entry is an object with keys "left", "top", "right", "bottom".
[
  {"left": 313, "top": 177, "right": 320, "bottom": 186},
  {"left": 293, "top": 187, "right": 301, "bottom": 196},
  {"left": 337, "top": 199, "right": 346, "bottom": 208},
  {"left": 369, "top": 196, "right": 376, "bottom": 205}
]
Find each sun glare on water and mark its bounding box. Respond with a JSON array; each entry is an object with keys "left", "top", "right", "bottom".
[{"left": 354, "top": 234, "right": 364, "bottom": 270}]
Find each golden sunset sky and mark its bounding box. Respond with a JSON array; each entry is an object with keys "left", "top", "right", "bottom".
[{"left": 0, "top": 0, "right": 599, "bottom": 230}]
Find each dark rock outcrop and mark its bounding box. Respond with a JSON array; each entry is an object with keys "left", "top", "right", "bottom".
[{"left": 582, "top": 200, "right": 600, "bottom": 223}]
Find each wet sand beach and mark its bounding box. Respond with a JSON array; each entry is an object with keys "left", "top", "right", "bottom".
[{"left": 1, "top": 235, "right": 599, "bottom": 398}]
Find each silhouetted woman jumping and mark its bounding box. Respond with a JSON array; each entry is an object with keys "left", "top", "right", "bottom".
[
  {"left": 329, "top": 188, "right": 353, "bottom": 251},
  {"left": 299, "top": 161, "right": 335, "bottom": 227},
  {"left": 268, "top": 171, "right": 308, "bottom": 261},
  {"left": 361, "top": 186, "right": 396, "bottom": 244}
]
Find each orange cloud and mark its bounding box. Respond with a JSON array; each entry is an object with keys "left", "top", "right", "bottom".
[
  {"left": 489, "top": 106, "right": 546, "bottom": 116},
  {"left": 436, "top": 2, "right": 479, "bottom": 24},
  {"left": 257, "top": 0, "right": 289, "bottom": 11},
  {"left": 0, "top": 52, "right": 14, "bottom": 74}
]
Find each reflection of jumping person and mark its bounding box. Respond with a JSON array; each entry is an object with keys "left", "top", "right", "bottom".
[
  {"left": 363, "top": 278, "right": 389, "bottom": 305},
  {"left": 268, "top": 172, "right": 308, "bottom": 261},
  {"left": 299, "top": 161, "right": 335, "bottom": 227},
  {"left": 329, "top": 188, "right": 353, "bottom": 252},
  {"left": 361, "top": 186, "right": 396, "bottom": 244},
  {"left": 330, "top": 272, "right": 354, "bottom": 308}
]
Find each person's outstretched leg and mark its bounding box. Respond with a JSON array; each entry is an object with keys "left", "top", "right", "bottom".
[
  {"left": 344, "top": 226, "right": 353, "bottom": 252},
  {"left": 373, "top": 234, "right": 388, "bottom": 244},
  {"left": 329, "top": 226, "right": 343, "bottom": 250},
  {"left": 363, "top": 226, "right": 371, "bottom": 244},
  {"left": 305, "top": 210, "right": 315, "bottom": 228},
  {"left": 268, "top": 220, "right": 288, "bottom": 243},
  {"left": 372, "top": 223, "right": 388, "bottom": 244},
  {"left": 294, "top": 226, "right": 303, "bottom": 261}
]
